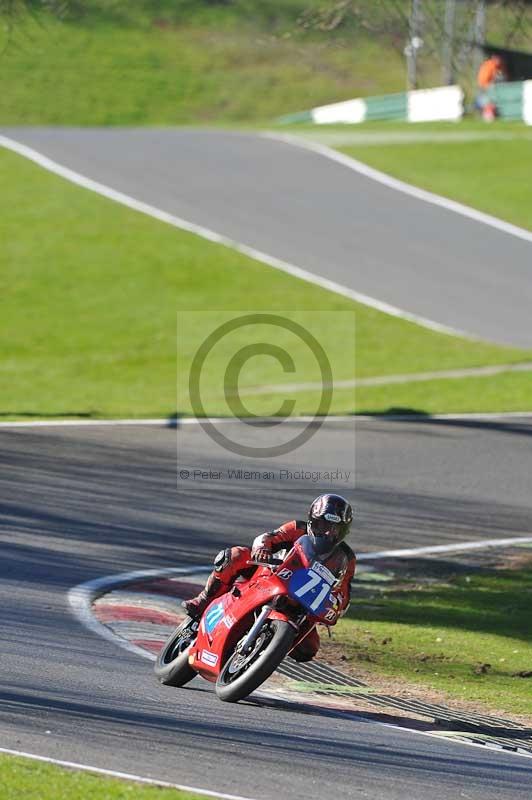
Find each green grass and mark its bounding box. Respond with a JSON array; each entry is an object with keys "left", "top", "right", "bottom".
[
  {"left": 337, "top": 560, "right": 532, "bottom": 718},
  {"left": 2, "top": 146, "right": 532, "bottom": 420},
  {"left": 0, "top": 754, "right": 208, "bottom": 800},
  {"left": 238, "top": 371, "right": 532, "bottom": 418},
  {"left": 2, "top": 1, "right": 531, "bottom": 126},
  {"left": 0, "top": 7, "right": 408, "bottom": 126},
  {"left": 355, "top": 371, "right": 532, "bottom": 416}
]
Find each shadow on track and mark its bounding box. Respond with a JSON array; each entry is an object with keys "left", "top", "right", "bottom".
[
  {"left": 357, "top": 411, "right": 532, "bottom": 440},
  {"left": 2, "top": 685, "right": 532, "bottom": 786}
]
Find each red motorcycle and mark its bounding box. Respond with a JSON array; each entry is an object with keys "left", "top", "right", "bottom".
[{"left": 154, "top": 534, "right": 341, "bottom": 702}]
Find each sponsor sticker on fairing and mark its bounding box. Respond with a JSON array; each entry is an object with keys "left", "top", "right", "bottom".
[
  {"left": 204, "top": 602, "right": 225, "bottom": 633},
  {"left": 277, "top": 568, "right": 293, "bottom": 580},
  {"left": 311, "top": 561, "right": 336, "bottom": 585},
  {"left": 200, "top": 650, "right": 219, "bottom": 666}
]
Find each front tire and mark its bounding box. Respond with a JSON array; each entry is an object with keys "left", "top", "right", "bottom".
[
  {"left": 154, "top": 617, "right": 197, "bottom": 687},
  {"left": 215, "top": 619, "right": 295, "bottom": 703}
]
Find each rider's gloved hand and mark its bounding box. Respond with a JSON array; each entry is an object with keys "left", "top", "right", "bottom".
[
  {"left": 251, "top": 533, "right": 274, "bottom": 563},
  {"left": 251, "top": 545, "right": 272, "bottom": 563}
]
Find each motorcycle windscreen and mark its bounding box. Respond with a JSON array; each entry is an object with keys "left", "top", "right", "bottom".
[{"left": 293, "top": 534, "right": 316, "bottom": 565}]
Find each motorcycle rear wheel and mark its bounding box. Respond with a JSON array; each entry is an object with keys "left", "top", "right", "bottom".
[
  {"left": 215, "top": 619, "right": 295, "bottom": 703},
  {"left": 154, "top": 617, "right": 197, "bottom": 687}
]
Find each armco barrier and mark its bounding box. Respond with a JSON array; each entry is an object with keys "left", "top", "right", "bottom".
[
  {"left": 408, "top": 85, "right": 464, "bottom": 123},
  {"left": 278, "top": 85, "right": 463, "bottom": 125},
  {"left": 488, "top": 80, "right": 532, "bottom": 123},
  {"left": 312, "top": 97, "right": 366, "bottom": 125},
  {"left": 525, "top": 82, "right": 532, "bottom": 125},
  {"left": 365, "top": 91, "right": 407, "bottom": 122}
]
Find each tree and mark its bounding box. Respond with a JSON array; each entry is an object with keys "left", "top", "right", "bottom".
[
  {"left": 0, "top": 1, "right": 72, "bottom": 16},
  {"left": 0, "top": 1, "right": 72, "bottom": 53},
  {"left": 297, "top": 1, "right": 531, "bottom": 92}
]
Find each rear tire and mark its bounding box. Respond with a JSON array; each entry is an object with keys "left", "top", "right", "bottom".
[
  {"left": 215, "top": 619, "right": 295, "bottom": 703},
  {"left": 154, "top": 617, "right": 197, "bottom": 687}
]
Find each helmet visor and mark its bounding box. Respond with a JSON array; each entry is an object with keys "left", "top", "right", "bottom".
[{"left": 308, "top": 517, "right": 342, "bottom": 540}]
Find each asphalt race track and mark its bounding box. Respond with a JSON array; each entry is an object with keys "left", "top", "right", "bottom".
[
  {"left": 2, "top": 127, "right": 532, "bottom": 346},
  {"left": 2, "top": 420, "right": 532, "bottom": 800},
  {"left": 2, "top": 126, "right": 532, "bottom": 797}
]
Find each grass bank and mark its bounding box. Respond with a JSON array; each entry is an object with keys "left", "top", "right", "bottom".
[
  {"left": 0, "top": 3, "right": 407, "bottom": 126},
  {"left": 0, "top": 754, "right": 208, "bottom": 800},
  {"left": 2, "top": 146, "right": 531, "bottom": 420},
  {"left": 2, "top": 2, "right": 530, "bottom": 127},
  {"left": 337, "top": 556, "right": 532, "bottom": 720}
]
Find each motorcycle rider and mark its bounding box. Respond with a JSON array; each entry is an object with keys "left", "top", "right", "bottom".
[{"left": 182, "top": 493, "right": 356, "bottom": 662}]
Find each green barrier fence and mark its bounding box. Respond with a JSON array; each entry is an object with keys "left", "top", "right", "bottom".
[
  {"left": 364, "top": 92, "right": 408, "bottom": 122},
  {"left": 488, "top": 81, "right": 525, "bottom": 120}
]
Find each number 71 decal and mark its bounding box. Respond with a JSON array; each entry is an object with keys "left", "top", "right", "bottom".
[{"left": 293, "top": 569, "right": 332, "bottom": 611}]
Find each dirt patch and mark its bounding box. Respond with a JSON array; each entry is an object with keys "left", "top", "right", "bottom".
[{"left": 319, "top": 637, "right": 532, "bottom": 727}]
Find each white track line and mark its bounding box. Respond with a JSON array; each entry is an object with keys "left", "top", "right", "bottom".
[
  {"left": 263, "top": 131, "right": 532, "bottom": 245},
  {"left": 239, "top": 361, "right": 532, "bottom": 395},
  {"left": 422, "top": 411, "right": 532, "bottom": 420},
  {"left": 0, "top": 747, "right": 257, "bottom": 800},
  {"left": 0, "top": 418, "right": 173, "bottom": 428},
  {"left": 0, "top": 417, "right": 289, "bottom": 428},
  {"left": 2, "top": 412, "right": 532, "bottom": 428},
  {"left": 357, "top": 536, "right": 532, "bottom": 561},
  {"left": 0, "top": 133, "right": 471, "bottom": 339}
]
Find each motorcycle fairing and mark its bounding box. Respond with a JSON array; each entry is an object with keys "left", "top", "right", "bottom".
[{"left": 189, "top": 569, "right": 288, "bottom": 681}]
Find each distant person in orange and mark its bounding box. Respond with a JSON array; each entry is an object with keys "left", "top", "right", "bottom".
[
  {"left": 476, "top": 55, "right": 508, "bottom": 119},
  {"left": 477, "top": 54, "right": 508, "bottom": 89}
]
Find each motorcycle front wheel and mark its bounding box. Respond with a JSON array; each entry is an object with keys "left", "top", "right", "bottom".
[
  {"left": 154, "top": 616, "right": 197, "bottom": 687},
  {"left": 215, "top": 619, "right": 295, "bottom": 703}
]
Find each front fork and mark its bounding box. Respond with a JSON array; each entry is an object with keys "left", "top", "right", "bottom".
[
  {"left": 239, "top": 601, "right": 308, "bottom": 655},
  {"left": 238, "top": 604, "right": 273, "bottom": 653}
]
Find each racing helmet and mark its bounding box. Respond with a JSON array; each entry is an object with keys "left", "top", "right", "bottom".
[{"left": 307, "top": 494, "right": 353, "bottom": 557}]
